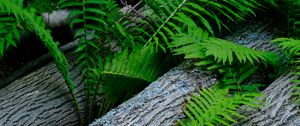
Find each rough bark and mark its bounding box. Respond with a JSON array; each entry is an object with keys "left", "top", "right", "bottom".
[
  {"left": 239, "top": 73, "right": 300, "bottom": 126},
  {"left": 89, "top": 73, "right": 300, "bottom": 126},
  {"left": 0, "top": 21, "right": 298, "bottom": 126},
  {"left": 89, "top": 22, "right": 299, "bottom": 126},
  {"left": 0, "top": 56, "right": 86, "bottom": 126},
  {"left": 89, "top": 62, "right": 217, "bottom": 126}
]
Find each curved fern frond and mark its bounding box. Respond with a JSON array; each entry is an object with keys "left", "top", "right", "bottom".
[
  {"left": 101, "top": 45, "right": 170, "bottom": 96},
  {"left": 103, "top": 46, "right": 162, "bottom": 82},
  {"left": 179, "top": 86, "right": 262, "bottom": 126},
  {"left": 272, "top": 38, "right": 300, "bottom": 55},
  {"left": 170, "top": 27, "right": 279, "bottom": 67},
  {"left": 59, "top": 0, "right": 135, "bottom": 90},
  {"left": 140, "top": 0, "right": 260, "bottom": 50},
  {"left": 0, "top": 1, "right": 82, "bottom": 123},
  {"left": 59, "top": 0, "right": 133, "bottom": 47},
  {"left": 99, "top": 45, "right": 175, "bottom": 113}
]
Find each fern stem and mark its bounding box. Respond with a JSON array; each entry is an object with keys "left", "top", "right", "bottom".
[
  {"left": 27, "top": 13, "right": 85, "bottom": 126},
  {"left": 146, "top": 0, "right": 187, "bottom": 46},
  {"left": 81, "top": 0, "right": 93, "bottom": 123},
  {"left": 0, "top": 1, "right": 84, "bottom": 125}
]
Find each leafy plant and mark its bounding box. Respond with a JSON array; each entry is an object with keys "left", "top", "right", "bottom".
[
  {"left": 179, "top": 86, "right": 262, "bottom": 126},
  {"left": 58, "top": 0, "right": 138, "bottom": 122},
  {"left": 1, "top": 0, "right": 297, "bottom": 126},
  {"left": 0, "top": 0, "right": 82, "bottom": 124},
  {"left": 98, "top": 45, "right": 175, "bottom": 115},
  {"left": 138, "top": 0, "right": 261, "bottom": 50},
  {"left": 170, "top": 26, "right": 280, "bottom": 92},
  {"left": 272, "top": 38, "right": 300, "bottom": 104},
  {"left": 171, "top": 27, "right": 278, "bottom": 66},
  {"left": 269, "top": 0, "right": 300, "bottom": 104},
  {"left": 0, "top": 0, "right": 23, "bottom": 58}
]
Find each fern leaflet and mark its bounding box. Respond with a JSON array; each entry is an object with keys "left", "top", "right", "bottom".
[{"left": 179, "top": 86, "right": 262, "bottom": 126}]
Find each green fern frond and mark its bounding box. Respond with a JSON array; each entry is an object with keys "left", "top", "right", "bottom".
[
  {"left": 179, "top": 86, "right": 262, "bottom": 126},
  {"left": 170, "top": 27, "right": 279, "bottom": 67},
  {"left": 272, "top": 38, "right": 300, "bottom": 55},
  {"left": 103, "top": 46, "right": 160, "bottom": 82},
  {"left": 59, "top": 0, "right": 135, "bottom": 90},
  {"left": 0, "top": 1, "right": 82, "bottom": 123},
  {"left": 101, "top": 45, "right": 170, "bottom": 101},
  {"left": 59, "top": 0, "right": 133, "bottom": 46},
  {"left": 140, "top": 0, "right": 260, "bottom": 50},
  {"left": 272, "top": 38, "right": 300, "bottom": 103},
  {"left": 0, "top": 0, "right": 23, "bottom": 58},
  {"left": 218, "top": 64, "right": 264, "bottom": 92}
]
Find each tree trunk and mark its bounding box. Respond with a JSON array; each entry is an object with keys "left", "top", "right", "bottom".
[
  {"left": 89, "top": 22, "right": 299, "bottom": 126},
  {"left": 0, "top": 57, "right": 86, "bottom": 126},
  {"left": 239, "top": 73, "right": 300, "bottom": 126},
  {"left": 89, "top": 62, "right": 217, "bottom": 126},
  {"left": 1, "top": 21, "right": 298, "bottom": 126},
  {"left": 89, "top": 73, "right": 300, "bottom": 126}
]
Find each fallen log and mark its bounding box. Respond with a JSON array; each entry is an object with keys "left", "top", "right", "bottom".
[
  {"left": 239, "top": 73, "right": 300, "bottom": 126},
  {"left": 89, "top": 73, "right": 300, "bottom": 126},
  {"left": 1, "top": 21, "right": 298, "bottom": 126},
  {"left": 89, "top": 62, "right": 217, "bottom": 126},
  {"left": 89, "top": 22, "right": 299, "bottom": 126},
  {"left": 0, "top": 57, "right": 86, "bottom": 126}
]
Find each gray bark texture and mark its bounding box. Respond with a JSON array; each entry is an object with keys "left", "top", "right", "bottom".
[
  {"left": 89, "top": 63, "right": 217, "bottom": 126},
  {"left": 89, "top": 73, "right": 300, "bottom": 126},
  {"left": 89, "top": 22, "right": 299, "bottom": 126},
  {"left": 0, "top": 21, "right": 298, "bottom": 126},
  {"left": 239, "top": 73, "right": 300, "bottom": 126},
  {"left": 0, "top": 56, "right": 86, "bottom": 126}
]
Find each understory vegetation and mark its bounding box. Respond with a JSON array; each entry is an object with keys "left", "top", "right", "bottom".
[{"left": 0, "top": 0, "right": 299, "bottom": 125}]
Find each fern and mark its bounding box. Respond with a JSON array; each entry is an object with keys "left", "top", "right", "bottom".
[
  {"left": 170, "top": 27, "right": 279, "bottom": 67},
  {"left": 99, "top": 45, "right": 174, "bottom": 114},
  {"left": 58, "top": 0, "right": 136, "bottom": 122},
  {"left": 138, "top": 0, "right": 260, "bottom": 50},
  {"left": 170, "top": 26, "right": 280, "bottom": 92},
  {"left": 0, "top": 0, "right": 82, "bottom": 124},
  {"left": 0, "top": 0, "right": 23, "bottom": 58},
  {"left": 272, "top": 38, "right": 300, "bottom": 104},
  {"left": 218, "top": 64, "right": 264, "bottom": 92},
  {"left": 179, "top": 86, "right": 262, "bottom": 126},
  {"left": 272, "top": 38, "right": 300, "bottom": 55}
]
